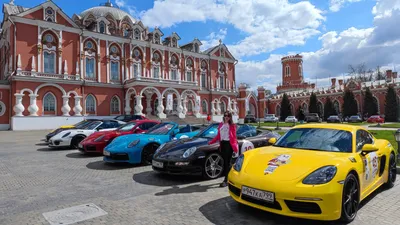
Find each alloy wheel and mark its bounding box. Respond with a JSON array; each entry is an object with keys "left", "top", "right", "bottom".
[
  {"left": 343, "top": 175, "right": 359, "bottom": 220},
  {"left": 205, "top": 153, "right": 224, "bottom": 179}
]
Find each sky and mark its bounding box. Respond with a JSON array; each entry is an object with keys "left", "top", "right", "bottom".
[{"left": 3, "top": 0, "right": 400, "bottom": 93}]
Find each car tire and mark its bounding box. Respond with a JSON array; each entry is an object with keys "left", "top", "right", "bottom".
[
  {"left": 202, "top": 152, "right": 224, "bottom": 180},
  {"left": 70, "top": 135, "right": 85, "bottom": 149},
  {"left": 141, "top": 143, "right": 160, "bottom": 165},
  {"left": 384, "top": 153, "right": 396, "bottom": 189},
  {"left": 340, "top": 173, "right": 359, "bottom": 223}
]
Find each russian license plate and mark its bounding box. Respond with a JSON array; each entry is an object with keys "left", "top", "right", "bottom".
[
  {"left": 103, "top": 151, "right": 110, "bottom": 156},
  {"left": 152, "top": 160, "right": 163, "bottom": 168},
  {"left": 241, "top": 186, "right": 274, "bottom": 203}
]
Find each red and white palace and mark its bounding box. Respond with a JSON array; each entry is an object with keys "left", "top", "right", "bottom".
[
  {"left": 0, "top": 0, "right": 239, "bottom": 130},
  {"left": 239, "top": 54, "right": 400, "bottom": 121}
]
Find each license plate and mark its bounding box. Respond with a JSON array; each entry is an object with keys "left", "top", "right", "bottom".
[
  {"left": 241, "top": 186, "right": 274, "bottom": 203},
  {"left": 152, "top": 160, "right": 163, "bottom": 168},
  {"left": 104, "top": 151, "right": 110, "bottom": 156}
]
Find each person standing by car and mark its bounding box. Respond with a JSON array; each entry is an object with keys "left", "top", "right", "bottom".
[{"left": 208, "top": 111, "right": 239, "bottom": 187}]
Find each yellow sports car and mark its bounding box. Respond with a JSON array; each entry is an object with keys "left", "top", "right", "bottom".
[{"left": 228, "top": 124, "right": 397, "bottom": 223}]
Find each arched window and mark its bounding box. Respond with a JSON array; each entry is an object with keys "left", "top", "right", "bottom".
[
  {"left": 132, "top": 48, "right": 142, "bottom": 78},
  {"left": 152, "top": 52, "right": 161, "bottom": 78},
  {"left": 99, "top": 21, "right": 106, "bottom": 34},
  {"left": 109, "top": 45, "right": 120, "bottom": 81},
  {"left": 285, "top": 65, "right": 290, "bottom": 77},
  {"left": 43, "top": 92, "right": 56, "bottom": 114},
  {"left": 187, "top": 100, "right": 193, "bottom": 113},
  {"left": 84, "top": 40, "right": 97, "bottom": 79},
  {"left": 186, "top": 58, "right": 193, "bottom": 82},
  {"left": 45, "top": 7, "right": 55, "bottom": 22},
  {"left": 173, "top": 99, "right": 178, "bottom": 111},
  {"left": 170, "top": 55, "right": 178, "bottom": 80},
  {"left": 43, "top": 33, "right": 57, "bottom": 74},
  {"left": 194, "top": 43, "right": 199, "bottom": 53},
  {"left": 134, "top": 29, "right": 141, "bottom": 40},
  {"left": 201, "top": 72, "right": 206, "bottom": 88},
  {"left": 201, "top": 100, "right": 207, "bottom": 114},
  {"left": 111, "top": 96, "right": 120, "bottom": 114},
  {"left": 154, "top": 33, "right": 160, "bottom": 44},
  {"left": 220, "top": 101, "right": 226, "bottom": 113},
  {"left": 86, "top": 95, "right": 96, "bottom": 114},
  {"left": 219, "top": 76, "right": 224, "bottom": 89}
]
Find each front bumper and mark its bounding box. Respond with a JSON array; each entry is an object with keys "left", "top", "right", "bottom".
[
  {"left": 103, "top": 149, "right": 140, "bottom": 164},
  {"left": 78, "top": 142, "right": 106, "bottom": 154},
  {"left": 227, "top": 170, "right": 343, "bottom": 221},
  {"left": 48, "top": 138, "right": 71, "bottom": 147},
  {"left": 151, "top": 158, "right": 204, "bottom": 176}
]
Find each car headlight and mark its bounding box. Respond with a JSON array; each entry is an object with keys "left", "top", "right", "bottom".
[
  {"left": 94, "top": 135, "right": 105, "bottom": 142},
  {"left": 128, "top": 140, "right": 140, "bottom": 148},
  {"left": 62, "top": 132, "right": 71, "bottom": 138},
  {"left": 303, "top": 166, "right": 337, "bottom": 185},
  {"left": 182, "top": 147, "right": 197, "bottom": 158},
  {"left": 233, "top": 154, "right": 244, "bottom": 172},
  {"left": 155, "top": 143, "right": 166, "bottom": 154}
]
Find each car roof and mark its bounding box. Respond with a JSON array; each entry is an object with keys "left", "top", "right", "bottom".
[{"left": 292, "top": 123, "right": 367, "bottom": 133}]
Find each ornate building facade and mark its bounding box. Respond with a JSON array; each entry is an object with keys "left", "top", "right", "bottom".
[
  {"left": 237, "top": 54, "right": 400, "bottom": 122},
  {"left": 0, "top": 0, "right": 238, "bottom": 130}
]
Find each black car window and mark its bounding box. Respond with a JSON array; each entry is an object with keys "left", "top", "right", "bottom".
[
  {"left": 115, "top": 116, "right": 125, "bottom": 120},
  {"left": 111, "top": 121, "right": 120, "bottom": 128},
  {"left": 179, "top": 125, "right": 192, "bottom": 133},
  {"left": 132, "top": 115, "right": 142, "bottom": 120},
  {"left": 356, "top": 130, "right": 374, "bottom": 151}
]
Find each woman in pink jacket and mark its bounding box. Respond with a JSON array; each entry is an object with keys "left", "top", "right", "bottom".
[{"left": 208, "top": 111, "right": 238, "bottom": 187}]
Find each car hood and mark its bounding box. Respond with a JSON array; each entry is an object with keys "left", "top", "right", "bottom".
[
  {"left": 105, "top": 133, "right": 168, "bottom": 151},
  {"left": 84, "top": 130, "right": 118, "bottom": 142},
  {"left": 158, "top": 137, "right": 210, "bottom": 154},
  {"left": 243, "top": 146, "right": 347, "bottom": 181}
]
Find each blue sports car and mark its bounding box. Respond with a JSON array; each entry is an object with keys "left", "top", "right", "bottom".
[{"left": 103, "top": 122, "right": 203, "bottom": 165}]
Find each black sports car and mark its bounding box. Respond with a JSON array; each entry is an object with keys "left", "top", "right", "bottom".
[{"left": 151, "top": 123, "right": 281, "bottom": 179}]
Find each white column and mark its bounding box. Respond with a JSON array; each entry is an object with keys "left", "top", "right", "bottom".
[
  {"left": 73, "top": 96, "right": 83, "bottom": 116},
  {"left": 106, "top": 40, "right": 109, "bottom": 83},
  {"left": 31, "top": 56, "right": 36, "bottom": 72},
  {"left": 13, "top": 93, "right": 25, "bottom": 116},
  {"left": 63, "top": 60, "right": 68, "bottom": 79},
  {"left": 61, "top": 95, "right": 71, "bottom": 116},
  {"left": 145, "top": 95, "right": 152, "bottom": 116},
  {"left": 216, "top": 101, "right": 221, "bottom": 115},
  {"left": 58, "top": 31, "right": 62, "bottom": 74},
  {"left": 17, "top": 54, "right": 22, "bottom": 75},
  {"left": 80, "top": 36, "right": 84, "bottom": 78},
  {"left": 157, "top": 96, "right": 166, "bottom": 119},
  {"left": 182, "top": 98, "right": 187, "bottom": 115},
  {"left": 124, "top": 96, "right": 132, "bottom": 115},
  {"left": 75, "top": 61, "right": 80, "bottom": 80},
  {"left": 177, "top": 97, "right": 184, "bottom": 118},
  {"left": 38, "top": 26, "right": 42, "bottom": 73},
  {"left": 134, "top": 95, "right": 143, "bottom": 115},
  {"left": 28, "top": 94, "right": 39, "bottom": 116},
  {"left": 227, "top": 98, "right": 232, "bottom": 112},
  {"left": 211, "top": 101, "right": 216, "bottom": 115},
  {"left": 97, "top": 39, "right": 101, "bottom": 82}
]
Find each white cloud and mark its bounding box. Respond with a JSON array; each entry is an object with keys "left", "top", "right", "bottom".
[
  {"left": 200, "top": 28, "right": 227, "bottom": 51},
  {"left": 115, "top": 0, "right": 126, "bottom": 8},
  {"left": 135, "top": 0, "right": 325, "bottom": 58},
  {"left": 329, "top": 0, "right": 362, "bottom": 12}
]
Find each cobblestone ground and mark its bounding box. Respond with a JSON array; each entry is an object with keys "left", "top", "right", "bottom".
[{"left": 0, "top": 130, "right": 400, "bottom": 225}]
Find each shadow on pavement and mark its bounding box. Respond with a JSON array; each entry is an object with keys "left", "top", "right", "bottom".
[
  {"left": 86, "top": 160, "right": 137, "bottom": 170},
  {"left": 66, "top": 152, "right": 101, "bottom": 158},
  {"left": 35, "top": 142, "right": 48, "bottom": 146},
  {"left": 199, "top": 196, "right": 338, "bottom": 225},
  {"left": 132, "top": 171, "right": 205, "bottom": 187},
  {"left": 155, "top": 183, "right": 219, "bottom": 196},
  {"left": 36, "top": 146, "right": 72, "bottom": 152}
]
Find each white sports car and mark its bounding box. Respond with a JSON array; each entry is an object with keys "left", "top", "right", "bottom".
[{"left": 48, "top": 119, "right": 126, "bottom": 149}]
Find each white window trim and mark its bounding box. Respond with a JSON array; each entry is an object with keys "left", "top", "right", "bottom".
[
  {"left": 110, "top": 96, "right": 121, "bottom": 115},
  {"left": 133, "top": 28, "right": 141, "bottom": 40},
  {"left": 0, "top": 101, "right": 6, "bottom": 116},
  {"left": 187, "top": 99, "right": 194, "bottom": 113},
  {"left": 109, "top": 53, "right": 120, "bottom": 81},
  {"left": 132, "top": 61, "right": 142, "bottom": 78},
  {"left": 85, "top": 95, "right": 97, "bottom": 115},
  {"left": 285, "top": 65, "right": 290, "bottom": 77},
  {"left": 186, "top": 69, "right": 192, "bottom": 82},
  {"left": 170, "top": 68, "right": 178, "bottom": 80},
  {"left": 85, "top": 55, "right": 96, "bottom": 79},
  {"left": 42, "top": 92, "right": 57, "bottom": 116},
  {"left": 43, "top": 50, "right": 57, "bottom": 74},
  {"left": 200, "top": 72, "right": 207, "bottom": 88},
  {"left": 43, "top": 6, "right": 56, "bottom": 23}
]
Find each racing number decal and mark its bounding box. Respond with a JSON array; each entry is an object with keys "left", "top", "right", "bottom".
[
  {"left": 241, "top": 140, "right": 254, "bottom": 154},
  {"left": 370, "top": 152, "right": 378, "bottom": 179}
]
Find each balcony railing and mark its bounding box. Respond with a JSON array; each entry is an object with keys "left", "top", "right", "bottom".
[
  {"left": 126, "top": 76, "right": 198, "bottom": 86},
  {"left": 19, "top": 71, "right": 78, "bottom": 80}
]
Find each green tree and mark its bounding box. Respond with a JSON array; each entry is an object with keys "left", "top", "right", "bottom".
[
  {"left": 308, "top": 92, "right": 318, "bottom": 113},
  {"left": 342, "top": 89, "right": 358, "bottom": 117},
  {"left": 384, "top": 86, "right": 398, "bottom": 122},
  {"left": 279, "top": 93, "right": 291, "bottom": 121},
  {"left": 363, "top": 87, "right": 378, "bottom": 117},
  {"left": 296, "top": 106, "right": 305, "bottom": 121},
  {"left": 324, "top": 97, "right": 334, "bottom": 120}
]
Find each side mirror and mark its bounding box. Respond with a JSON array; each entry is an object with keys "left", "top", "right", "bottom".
[
  {"left": 173, "top": 129, "right": 180, "bottom": 135},
  {"left": 268, "top": 137, "right": 277, "bottom": 145},
  {"left": 361, "top": 144, "right": 378, "bottom": 153}
]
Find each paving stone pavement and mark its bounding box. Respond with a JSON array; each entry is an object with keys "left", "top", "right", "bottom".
[{"left": 0, "top": 130, "right": 400, "bottom": 225}]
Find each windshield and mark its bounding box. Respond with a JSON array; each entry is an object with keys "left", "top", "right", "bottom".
[
  {"left": 75, "top": 120, "right": 95, "bottom": 129},
  {"left": 83, "top": 121, "right": 102, "bottom": 130},
  {"left": 195, "top": 124, "right": 219, "bottom": 138},
  {"left": 274, "top": 128, "right": 353, "bottom": 153},
  {"left": 117, "top": 122, "right": 137, "bottom": 131},
  {"left": 146, "top": 123, "right": 175, "bottom": 135}
]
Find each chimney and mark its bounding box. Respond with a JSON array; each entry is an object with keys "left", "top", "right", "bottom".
[
  {"left": 338, "top": 79, "right": 343, "bottom": 86},
  {"left": 311, "top": 83, "right": 315, "bottom": 89},
  {"left": 393, "top": 72, "right": 398, "bottom": 79},
  {"left": 386, "top": 70, "right": 393, "bottom": 80},
  {"left": 331, "top": 78, "right": 336, "bottom": 87}
]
